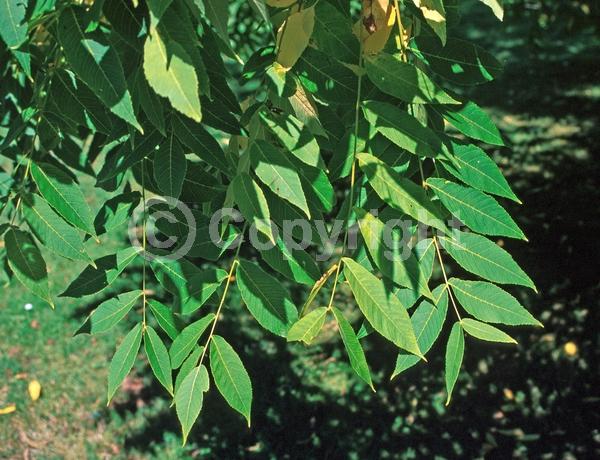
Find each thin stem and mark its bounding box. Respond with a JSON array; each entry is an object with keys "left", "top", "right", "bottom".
[
  {"left": 141, "top": 160, "right": 147, "bottom": 327},
  {"left": 418, "top": 156, "right": 427, "bottom": 187},
  {"left": 325, "top": 7, "right": 365, "bottom": 310},
  {"left": 433, "top": 236, "right": 461, "bottom": 321},
  {"left": 417, "top": 156, "right": 461, "bottom": 320},
  {"left": 198, "top": 223, "right": 247, "bottom": 367},
  {"left": 9, "top": 145, "right": 35, "bottom": 226},
  {"left": 392, "top": 0, "right": 407, "bottom": 59},
  {"left": 299, "top": 262, "right": 338, "bottom": 317}
]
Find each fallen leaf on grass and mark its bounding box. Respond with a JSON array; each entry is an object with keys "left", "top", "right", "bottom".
[
  {"left": 0, "top": 404, "right": 16, "bottom": 415},
  {"left": 29, "top": 380, "right": 42, "bottom": 401}
]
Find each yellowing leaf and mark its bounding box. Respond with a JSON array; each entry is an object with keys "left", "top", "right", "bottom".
[
  {"left": 413, "top": 0, "right": 446, "bottom": 45},
  {"left": 276, "top": 5, "right": 315, "bottom": 70},
  {"left": 353, "top": 0, "right": 396, "bottom": 55},
  {"left": 28, "top": 380, "right": 42, "bottom": 401},
  {"left": 143, "top": 28, "right": 202, "bottom": 122},
  {"left": 0, "top": 404, "right": 16, "bottom": 415}
]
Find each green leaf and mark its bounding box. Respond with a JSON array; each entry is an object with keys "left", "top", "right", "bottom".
[
  {"left": 296, "top": 162, "right": 335, "bottom": 213},
  {"left": 144, "top": 325, "right": 174, "bottom": 395},
  {"left": 392, "top": 286, "right": 448, "bottom": 378},
  {"left": 342, "top": 257, "right": 421, "bottom": 356},
  {"left": 434, "top": 102, "right": 504, "bottom": 146},
  {"left": 180, "top": 162, "right": 227, "bottom": 203},
  {"left": 96, "top": 130, "right": 163, "bottom": 185},
  {"left": 172, "top": 114, "right": 232, "bottom": 175},
  {"left": 231, "top": 173, "right": 275, "bottom": 243},
  {"left": 143, "top": 28, "right": 202, "bottom": 122},
  {"left": 445, "top": 321, "right": 464, "bottom": 405},
  {"left": 23, "top": 193, "right": 93, "bottom": 263},
  {"left": 441, "top": 140, "right": 519, "bottom": 202},
  {"left": 108, "top": 322, "right": 143, "bottom": 403},
  {"left": 363, "top": 101, "right": 452, "bottom": 161},
  {"left": 153, "top": 208, "right": 238, "bottom": 261},
  {"left": 355, "top": 208, "right": 433, "bottom": 299},
  {"left": 438, "top": 231, "right": 535, "bottom": 289},
  {"left": 312, "top": 1, "right": 358, "bottom": 64},
  {"left": 90, "top": 290, "right": 143, "bottom": 334},
  {"left": 204, "top": 0, "right": 232, "bottom": 51},
  {"left": 0, "top": 0, "right": 28, "bottom": 48},
  {"left": 153, "top": 134, "right": 187, "bottom": 198},
  {"left": 0, "top": 170, "right": 13, "bottom": 198},
  {"left": 412, "top": 37, "right": 503, "bottom": 86},
  {"left": 329, "top": 124, "right": 368, "bottom": 181},
  {"left": 357, "top": 153, "right": 448, "bottom": 233},
  {"left": 150, "top": 258, "right": 227, "bottom": 315},
  {"left": 135, "top": 68, "right": 167, "bottom": 135},
  {"left": 259, "top": 110, "right": 324, "bottom": 169},
  {"left": 449, "top": 278, "right": 541, "bottom": 326},
  {"left": 5, "top": 228, "right": 53, "bottom": 307},
  {"left": 48, "top": 70, "right": 115, "bottom": 134},
  {"left": 210, "top": 335, "right": 252, "bottom": 426},
  {"left": 427, "top": 179, "right": 525, "bottom": 240},
  {"left": 479, "top": 0, "right": 503, "bottom": 20},
  {"left": 365, "top": 52, "right": 458, "bottom": 104},
  {"left": 174, "top": 346, "right": 203, "bottom": 394},
  {"left": 147, "top": 0, "right": 174, "bottom": 24},
  {"left": 287, "top": 307, "right": 328, "bottom": 344},
  {"left": 148, "top": 299, "right": 179, "bottom": 340},
  {"left": 414, "top": 237, "right": 436, "bottom": 283},
  {"left": 248, "top": 0, "right": 269, "bottom": 25},
  {"left": 175, "top": 364, "right": 209, "bottom": 444},
  {"left": 296, "top": 47, "right": 357, "bottom": 105},
  {"left": 461, "top": 318, "right": 516, "bottom": 343},
  {"left": 332, "top": 307, "right": 373, "bottom": 389},
  {"left": 250, "top": 140, "right": 310, "bottom": 218},
  {"left": 260, "top": 234, "right": 320, "bottom": 286},
  {"left": 58, "top": 7, "right": 141, "bottom": 131},
  {"left": 201, "top": 96, "right": 242, "bottom": 134},
  {"left": 169, "top": 314, "right": 215, "bottom": 368},
  {"left": 415, "top": 0, "right": 447, "bottom": 44},
  {"left": 30, "top": 162, "right": 96, "bottom": 236},
  {"left": 236, "top": 259, "right": 298, "bottom": 337},
  {"left": 94, "top": 191, "right": 141, "bottom": 235},
  {"left": 61, "top": 246, "right": 139, "bottom": 297}
]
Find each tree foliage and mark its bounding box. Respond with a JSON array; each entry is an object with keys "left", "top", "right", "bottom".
[{"left": 0, "top": 0, "right": 540, "bottom": 441}]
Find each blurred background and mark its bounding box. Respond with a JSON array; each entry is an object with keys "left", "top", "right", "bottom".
[{"left": 1, "top": 0, "right": 599, "bottom": 458}]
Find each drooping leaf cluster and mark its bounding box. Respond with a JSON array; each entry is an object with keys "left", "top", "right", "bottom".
[{"left": 0, "top": 0, "right": 539, "bottom": 441}]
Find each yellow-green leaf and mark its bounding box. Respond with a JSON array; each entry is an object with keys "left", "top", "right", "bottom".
[
  {"left": 287, "top": 307, "right": 328, "bottom": 344},
  {"left": 108, "top": 323, "right": 143, "bottom": 403},
  {"left": 343, "top": 257, "right": 422, "bottom": 357},
  {"left": 143, "top": 28, "right": 202, "bottom": 122},
  {"left": 332, "top": 307, "right": 374, "bottom": 389},
  {"left": 461, "top": 318, "right": 517, "bottom": 343},
  {"left": 175, "top": 364, "right": 209, "bottom": 444},
  {"left": 210, "top": 335, "right": 252, "bottom": 426},
  {"left": 445, "top": 321, "right": 464, "bottom": 404},
  {"left": 144, "top": 325, "right": 174, "bottom": 395}
]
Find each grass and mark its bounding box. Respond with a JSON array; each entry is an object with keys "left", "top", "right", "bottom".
[{"left": 0, "top": 178, "right": 127, "bottom": 457}]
